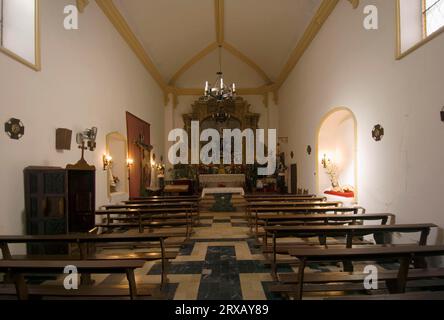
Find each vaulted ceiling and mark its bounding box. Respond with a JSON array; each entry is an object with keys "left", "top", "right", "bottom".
[
  {"left": 114, "top": 0, "right": 321, "bottom": 87},
  {"left": 89, "top": 0, "right": 360, "bottom": 102}
]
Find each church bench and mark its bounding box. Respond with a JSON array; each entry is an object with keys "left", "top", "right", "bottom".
[
  {"left": 251, "top": 206, "right": 366, "bottom": 234},
  {"left": 245, "top": 199, "right": 334, "bottom": 227},
  {"left": 130, "top": 195, "right": 199, "bottom": 200},
  {"left": 247, "top": 201, "right": 343, "bottom": 224},
  {"left": 280, "top": 245, "right": 444, "bottom": 299},
  {"left": 101, "top": 201, "right": 198, "bottom": 210},
  {"left": 96, "top": 220, "right": 191, "bottom": 237},
  {"left": 128, "top": 195, "right": 199, "bottom": 201},
  {"left": 95, "top": 209, "right": 193, "bottom": 236},
  {"left": 101, "top": 202, "right": 200, "bottom": 223},
  {"left": 0, "top": 233, "right": 184, "bottom": 288},
  {"left": 245, "top": 194, "right": 319, "bottom": 200},
  {"left": 0, "top": 259, "right": 145, "bottom": 300},
  {"left": 270, "top": 277, "right": 444, "bottom": 298},
  {"left": 125, "top": 198, "right": 200, "bottom": 204},
  {"left": 259, "top": 213, "right": 394, "bottom": 237},
  {"left": 0, "top": 283, "right": 164, "bottom": 300},
  {"left": 324, "top": 290, "right": 444, "bottom": 300},
  {"left": 264, "top": 223, "right": 436, "bottom": 275}
]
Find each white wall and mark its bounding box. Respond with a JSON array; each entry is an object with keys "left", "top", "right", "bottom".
[
  {"left": 278, "top": 0, "right": 444, "bottom": 244},
  {"left": 0, "top": 0, "right": 165, "bottom": 237}
]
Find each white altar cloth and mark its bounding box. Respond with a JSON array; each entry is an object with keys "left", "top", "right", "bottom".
[{"left": 201, "top": 187, "right": 245, "bottom": 198}]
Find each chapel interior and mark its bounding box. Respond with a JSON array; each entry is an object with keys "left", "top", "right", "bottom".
[{"left": 0, "top": 0, "right": 443, "bottom": 301}]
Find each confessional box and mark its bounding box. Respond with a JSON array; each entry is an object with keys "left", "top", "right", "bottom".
[{"left": 24, "top": 166, "right": 95, "bottom": 255}]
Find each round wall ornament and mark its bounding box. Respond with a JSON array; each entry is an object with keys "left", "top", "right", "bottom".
[
  {"left": 5, "top": 118, "right": 25, "bottom": 140},
  {"left": 372, "top": 124, "right": 384, "bottom": 141}
]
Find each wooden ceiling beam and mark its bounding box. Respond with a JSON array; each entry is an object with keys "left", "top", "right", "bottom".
[
  {"left": 169, "top": 42, "right": 219, "bottom": 85},
  {"left": 275, "top": 0, "right": 340, "bottom": 89},
  {"left": 215, "top": 0, "right": 225, "bottom": 44},
  {"left": 96, "top": 0, "right": 167, "bottom": 92},
  {"left": 76, "top": 0, "right": 89, "bottom": 13},
  {"left": 348, "top": 0, "right": 360, "bottom": 9}
]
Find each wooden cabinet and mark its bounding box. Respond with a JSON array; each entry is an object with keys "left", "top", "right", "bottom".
[
  {"left": 24, "top": 166, "right": 95, "bottom": 254},
  {"left": 67, "top": 169, "right": 95, "bottom": 233},
  {"left": 24, "top": 167, "right": 68, "bottom": 254}
]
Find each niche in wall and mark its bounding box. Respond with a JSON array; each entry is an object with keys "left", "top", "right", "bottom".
[
  {"left": 317, "top": 108, "right": 357, "bottom": 200},
  {"left": 106, "top": 132, "right": 129, "bottom": 202}
]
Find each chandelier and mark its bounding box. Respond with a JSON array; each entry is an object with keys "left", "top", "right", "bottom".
[{"left": 204, "top": 46, "right": 236, "bottom": 102}]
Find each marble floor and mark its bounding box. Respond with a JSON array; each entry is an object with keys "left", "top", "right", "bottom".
[{"left": 32, "top": 209, "right": 399, "bottom": 300}]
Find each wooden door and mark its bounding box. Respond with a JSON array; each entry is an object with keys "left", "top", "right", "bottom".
[{"left": 126, "top": 112, "right": 151, "bottom": 198}]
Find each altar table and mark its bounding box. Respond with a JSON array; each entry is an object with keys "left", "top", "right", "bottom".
[
  {"left": 201, "top": 187, "right": 245, "bottom": 198},
  {"left": 199, "top": 174, "right": 245, "bottom": 188},
  {"left": 201, "top": 187, "right": 245, "bottom": 212}
]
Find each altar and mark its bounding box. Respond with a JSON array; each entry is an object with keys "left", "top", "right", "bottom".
[
  {"left": 201, "top": 187, "right": 245, "bottom": 212},
  {"left": 199, "top": 174, "right": 245, "bottom": 188}
]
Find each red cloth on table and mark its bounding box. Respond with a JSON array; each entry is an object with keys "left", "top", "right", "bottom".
[{"left": 324, "top": 190, "right": 355, "bottom": 198}]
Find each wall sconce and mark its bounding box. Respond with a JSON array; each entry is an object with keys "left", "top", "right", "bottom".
[
  {"left": 103, "top": 154, "right": 112, "bottom": 171},
  {"left": 321, "top": 154, "right": 331, "bottom": 169},
  {"left": 441, "top": 107, "right": 444, "bottom": 122},
  {"left": 126, "top": 158, "right": 134, "bottom": 167}
]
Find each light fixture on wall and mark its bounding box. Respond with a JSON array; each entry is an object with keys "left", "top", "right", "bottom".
[
  {"left": 441, "top": 107, "right": 444, "bottom": 122},
  {"left": 321, "top": 154, "right": 331, "bottom": 169},
  {"left": 126, "top": 157, "right": 134, "bottom": 182},
  {"left": 103, "top": 154, "right": 112, "bottom": 171},
  {"left": 67, "top": 127, "right": 98, "bottom": 170},
  {"left": 204, "top": 45, "right": 236, "bottom": 102},
  {"left": 126, "top": 158, "right": 134, "bottom": 167}
]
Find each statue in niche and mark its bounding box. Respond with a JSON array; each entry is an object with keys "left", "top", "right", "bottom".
[{"left": 321, "top": 155, "right": 354, "bottom": 194}]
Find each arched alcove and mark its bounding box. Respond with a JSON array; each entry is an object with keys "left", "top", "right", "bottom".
[{"left": 316, "top": 108, "right": 358, "bottom": 201}]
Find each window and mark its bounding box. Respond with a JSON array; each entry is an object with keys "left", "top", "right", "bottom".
[
  {"left": 397, "top": 0, "right": 444, "bottom": 59},
  {"left": 0, "top": 0, "right": 40, "bottom": 70},
  {"left": 423, "top": 0, "right": 444, "bottom": 36}
]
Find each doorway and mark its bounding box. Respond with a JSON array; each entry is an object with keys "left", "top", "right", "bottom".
[{"left": 126, "top": 112, "right": 151, "bottom": 198}]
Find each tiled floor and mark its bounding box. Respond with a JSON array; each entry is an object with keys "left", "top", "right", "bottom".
[{"left": 34, "top": 208, "right": 399, "bottom": 300}]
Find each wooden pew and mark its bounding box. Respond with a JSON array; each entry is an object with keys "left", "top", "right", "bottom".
[
  {"left": 281, "top": 245, "right": 444, "bottom": 299},
  {"left": 130, "top": 195, "right": 199, "bottom": 201},
  {"left": 246, "top": 201, "right": 341, "bottom": 228},
  {"left": 246, "top": 197, "right": 327, "bottom": 203},
  {"left": 0, "top": 233, "right": 185, "bottom": 289},
  {"left": 95, "top": 208, "right": 194, "bottom": 236},
  {"left": 0, "top": 259, "right": 145, "bottom": 300},
  {"left": 252, "top": 206, "right": 366, "bottom": 235},
  {"left": 325, "top": 291, "right": 444, "bottom": 300},
  {"left": 260, "top": 213, "right": 395, "bottom": 248},
  {"left": 245, "top": 194, "right": 318, "bottom": 200},
  {"left": 123, "top": 196, "right": 200, "bottom": 204},
  {"left": 101, "top": 201, "right": 197, "bottom": 210},
  {"left": 265, "top": 223, "right": 436, "bottom": 275}
]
